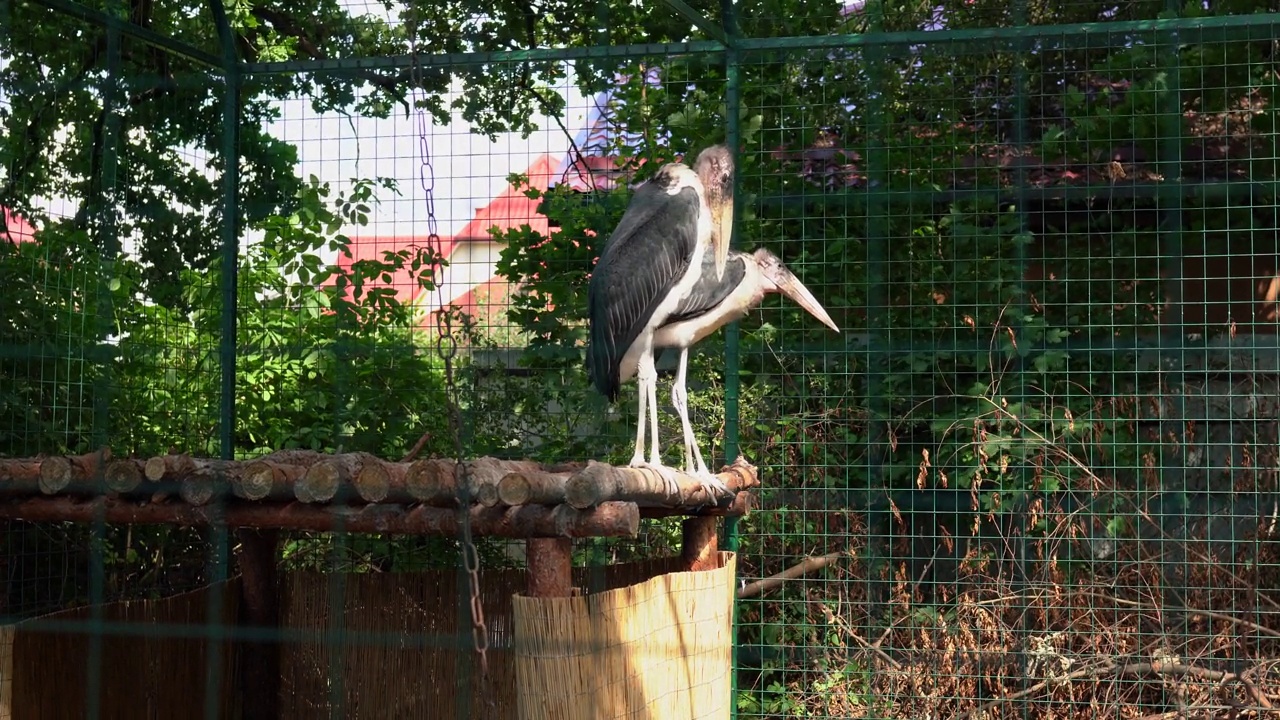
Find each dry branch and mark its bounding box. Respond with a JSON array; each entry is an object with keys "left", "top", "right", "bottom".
[
  {"left": 564, "top": 456, "right": 760, "bottom": 509},
  {"left": 961, "top": 660, "right": 1274, "bottom": 720},
  {"left": 737, "top": 551, "right": 847, "bottom": 600},
  {"left": 0, "top": 497, "right": 640, "bottom": 538}
]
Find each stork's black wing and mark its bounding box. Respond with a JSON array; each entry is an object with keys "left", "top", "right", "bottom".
[
  {"left": 660, "top": 250, "right": 747, "bottom": 328},
  {"left": 587, "top": 175, "right": 701, "bottom": 401}
]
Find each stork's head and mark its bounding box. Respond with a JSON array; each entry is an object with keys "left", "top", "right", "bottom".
[
  {"left": 694, "top": 144, "right": 735, "bottom": 281},
  {"left": 753, "top": 247, "right": 841, "bottom": 333}
]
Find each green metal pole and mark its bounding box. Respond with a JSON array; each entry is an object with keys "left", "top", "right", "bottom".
[
  {"left": 862, "top": 0, "right": 891, "bottom": 608},
  {"left": 721, "top": 0, "right": 742, "bottom": 504},
  {"left": 224, "top": 13, "right": 1280, "bottom": 78},
  {"left": 213, "top": 9, "right": 239, "bottom": 465},
  {"left": 206, "top": 0, "right": 239, "bottom": 716},
  {"left": 1156, "top": 0, "right": 1188, "bottom": 646},
  {"left": 1008, "top": 0, "right": 1035, "bottom": 699},
  {"left": 720, "top": 2, "right": 742, "bottom": 717},
  {"left": 86, "top": 5, "right": 123, "bottom": 715}
]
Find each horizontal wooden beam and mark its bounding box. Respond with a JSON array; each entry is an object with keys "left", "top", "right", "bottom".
[
  {"left": 564, "top": 456, "right": 760, "bottom": 509},
  {"left": 0, "top": 452, "right": 756, "bottom": 520},
  {"left": 0, "top": 496, "right": 640, "bottom": 538}
]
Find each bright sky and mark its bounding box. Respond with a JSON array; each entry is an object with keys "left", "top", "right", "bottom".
[
  {"left": 261, "top": 0, "right": 597, "bottom": 244},
  {"left": 262, "top": 74, "right": 593, "bottom": 245}
]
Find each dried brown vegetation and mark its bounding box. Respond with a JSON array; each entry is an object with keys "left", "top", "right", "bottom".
[{"left": 738, "top": 491, "right": 1280, "bottom": 719}]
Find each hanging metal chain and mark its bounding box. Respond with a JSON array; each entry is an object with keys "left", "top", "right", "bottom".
[{"left": 406, "top": 6, "right": 489, "bottom": 676}]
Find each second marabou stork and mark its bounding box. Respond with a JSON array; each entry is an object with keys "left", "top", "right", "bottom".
[{"left": 587, "top": 144, "right": 840, "bottom": 499}]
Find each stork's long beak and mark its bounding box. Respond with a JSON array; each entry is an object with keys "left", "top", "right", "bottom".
[
  {"left": 764, "top": 262, "right": 840, "bottom": 333},
  {"left": 714, "top": 205, "right": 732, "bottom": 281}
]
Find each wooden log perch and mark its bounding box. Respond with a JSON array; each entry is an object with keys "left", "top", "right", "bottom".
[
  {"left": 39, "top": 448, "right": 111, "bottom": 495},
  {"left": 0, "top": 497, "right": 640, "bottom": 538},
  {"left": 104, "top": 459, "right": 147, "bottom": 496},
  {"left": 565, "top": 456, "right": 759, "bottom": 510},
  {"left": 238, "top": 457, "right": 305, "bottom": 502},
  {"left": 1, "top": 451, "right": 752, "bottom": 519},
  {"left": 405, "top": 459, "right": 460, "bottom": 505},
  {"left": 143, "top": 453, "right": 197, "bottom": 484},
  {"left": 180, "top": 461, "right": 233, "bottom": 506},
  {"left": 498, "top": 471, "right": 571, "bottom": 506},
  {"left": 297, "top": 453, "right": 377, "bottom": 504},
  {"left": 353, "top": 459, "right": 413, "bottom": 504},
  {"left": 0, "top": 459, "right": 43, "bottom": 496},
  {"left": 641, "top": 489, "right": 755, "bottom": 518},
  {"left": 462, "top": 457, "right": 543, "bottom": 507}
]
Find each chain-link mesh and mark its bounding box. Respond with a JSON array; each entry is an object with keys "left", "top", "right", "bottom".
[{"left": 3, "top": 0, "right": 1280, "bottom": 716}]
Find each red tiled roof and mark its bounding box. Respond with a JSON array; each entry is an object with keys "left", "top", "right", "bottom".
[
  {"left": 452, "top": 153, "right": 558, "bottom": 241},
  {"left": 2, "top": 208, "right": 36, "bottom": 244},
  {"left": 332, "top": 152, "right": 561, "bottom": 319},
  {"left": 336, "top": 234, "right": 460, "bottom": 307}
]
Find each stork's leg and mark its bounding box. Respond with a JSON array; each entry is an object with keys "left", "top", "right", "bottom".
[
  {"left": 670, "top": 348, "right": 706, "bottom": 474},
  {"left": 627, "top": 365, "right": 648, "bottom": 469},
  {"left": 671, "top": 348, "right": 729, "bottom": 501},
  {"left": 627, "top": 346, "right": 680, "bottom": 496},
  {"left": 645, "top": 355, "right": 661, "bottom": 466}
]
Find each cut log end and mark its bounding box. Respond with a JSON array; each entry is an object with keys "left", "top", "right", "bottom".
[
  {"left": 143, "top": 457, "right": 167, "bottom": 482},
  {"left": 406, "top": 459, "right": 456, "bottom": 504},
  {"left": 354, "top": 464, "right": 390, "bottom": 503},
  {"left": 474, "top": 482, "right": 500, "bottom": 508},
  {"left": 238, "top": 462, "right": 276, "bottom": 501},
  {"left": 180, "top": 474, "right": 216, "bottom": 507},
  {"left": 104, "top": 460, "right": 143, "bottom": 494},
  {"left": 498, "top": 472, "right": 569, "bottom": 507},
  {"left": 498, "top": 473, "right": 532, "bottom": 506},
  {"left": 298, "top": 462, "right": 343, "bottom": 504},
  {"left": 39, "top": 457, "right": 73, "bottom": 495}
]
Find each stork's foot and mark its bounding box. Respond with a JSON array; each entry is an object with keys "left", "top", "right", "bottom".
[
  {"left": 630, "top": 459, "right": 682, "bottom": 497},
  {"left": 693, "top": 470, "right": 731, "bottom": 505}
]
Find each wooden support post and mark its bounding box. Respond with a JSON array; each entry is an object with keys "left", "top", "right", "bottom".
[
  {"left": 681, "top": 517, "right": 719, "bottom": 572},
  {"left": 234, "top": 529, "right": 279, "bottom": 720},
  {"left": 527, "top": 538, "right": 573, "bottom": 597}
]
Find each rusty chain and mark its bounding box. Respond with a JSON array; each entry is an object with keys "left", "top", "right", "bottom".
[{"left": 406, "top": 8, "right": 489, "bottom": 677}]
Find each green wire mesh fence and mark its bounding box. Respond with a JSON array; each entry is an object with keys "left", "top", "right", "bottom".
[{"left": 3, "top": 0, "right": 1280, "bottom": 716}]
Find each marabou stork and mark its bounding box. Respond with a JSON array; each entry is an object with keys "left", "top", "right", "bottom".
[{"left": 587, "top": 144, "right": 840, "bottom": 498}]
